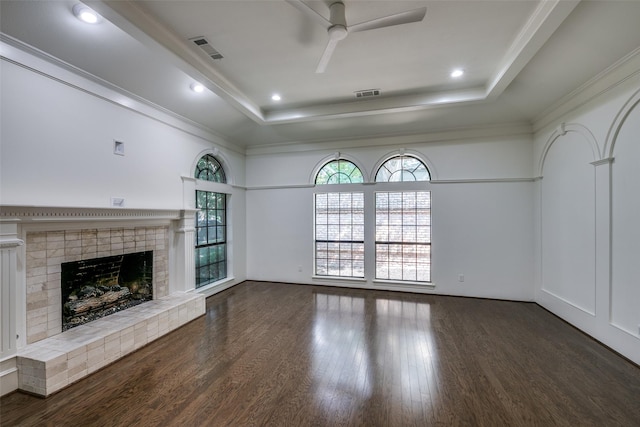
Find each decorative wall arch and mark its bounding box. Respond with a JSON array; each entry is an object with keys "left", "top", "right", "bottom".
[
  {"left": 537, "top": 123, "right": 601, "bottom": 177},
  {"left": 371, "top": 149, "right": 437, "bottom": 182},
  {"left": 604, "top": 86, "right": 640, "bottom": 158},
  {"left": 191, "top": 148, "right": 234, "bottom": 185},
  {"left": 310, "top": 152, "right": 368, "bottom": 185}
]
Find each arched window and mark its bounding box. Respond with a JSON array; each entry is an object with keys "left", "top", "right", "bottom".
[
  {"left": 374, "top": 154, "right": 431, "bottom": 283},
  {"left": 195, "top": 154, "right": 226, "bottom": 183},
  {"left": 194, "top": 154, "right": 227, "bottom": 288},
  {"left": 313, "top": 159, "right": 364, "bottom": 278},
  {"left": 375, "top": 155, "right": 430, "bottom": 182},
  {"left": 316, "top": 159, "right": 363, "bottom": 184}
]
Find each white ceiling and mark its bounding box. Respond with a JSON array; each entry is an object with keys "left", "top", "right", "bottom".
[{"left": 2, "top": 0, "right": 640, "bottom": 149}]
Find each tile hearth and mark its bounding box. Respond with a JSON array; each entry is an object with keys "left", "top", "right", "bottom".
[{"left": 17, "top": 292, "right": 205, "bottom": 397}]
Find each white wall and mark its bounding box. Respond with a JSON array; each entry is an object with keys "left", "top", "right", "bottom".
[
  {"left": 246, "top": 136, "right": 535, "bottom": 301},
  {"left": 534, "top": 71, "right": 640, "bottom": 365},
  {"left": 0, "top": 47, "right": 248, "bottom": 287}
]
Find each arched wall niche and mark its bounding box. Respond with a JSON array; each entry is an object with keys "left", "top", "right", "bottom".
[{"left": 539, "top": 124, "right": 598, "bottom": 314}]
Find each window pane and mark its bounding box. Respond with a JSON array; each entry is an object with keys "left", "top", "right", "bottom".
[
  {"left": 316, "top": 160, "right": 364, "bottom": 184},
  {"left": 195, "top": 190, "right": 227, "bottom": 288},
  {"left": 375, "top": 191, "right": 431, "bottom": 283},
  {"left": 195, "top": 154, "right": 226, "bottom": 183},
  {"left": 314, "top": 192, "right": 364, "bottom": 278},
  {"left": 375, "top": 155, "right": 430, "bottom": 182}
]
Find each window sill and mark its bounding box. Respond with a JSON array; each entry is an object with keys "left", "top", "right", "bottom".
[
  {"left": 194, "top": 276, "right": 236, "bottom": 295},
  {"left": 312, "top": 275, "right": 367, "bottom": 282},
  {"left": 372, "top": 279, "right": 435, "bottom": 289}
]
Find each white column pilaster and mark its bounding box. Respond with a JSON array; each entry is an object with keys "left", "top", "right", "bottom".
[
  {"left": 171, "top": 210, "right": 197, "bottom": 293},
  {"left": 592, "top": 157, "right": 613, "bottom": 326},
  {"left": 0, "top": 220, "right": 24, "bottom": 359}
]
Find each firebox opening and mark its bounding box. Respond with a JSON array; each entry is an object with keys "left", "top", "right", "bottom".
[{"left": 61, "top": 251, "right": 153, "bottom": 331}]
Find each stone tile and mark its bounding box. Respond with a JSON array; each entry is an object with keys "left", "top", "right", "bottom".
[
  {"left": 27, "top": 266, "right": 47, "bottom": 278},
  {"left": 65, "top": 231, "right": 82, "bottom": 241},
  {"left": 27, "top": 232, "right": 47, "bottom": 244},
  {"left": 26, "top": 274, "right": 47, "bottom": 287},
  {"left": 65, "top": 246, "right": 82, "bottom": 258},
  {"left": 47, "top": 370, "right": 69, "bottom": 394},
  {"left": 110, "top": 243, "right": 124, "bottom": 252},
  {"left": 46, "top": 231, "right": 65, "bottom": 242}
]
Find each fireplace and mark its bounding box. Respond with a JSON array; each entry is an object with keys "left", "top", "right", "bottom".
[
  {"left": 61, "top": 251, "right": 153, "bottom": 330},
  {"left": 22, "top": 224, "right": 170, "bottom": 344}
]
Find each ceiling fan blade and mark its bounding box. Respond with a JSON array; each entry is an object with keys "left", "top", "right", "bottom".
[
  {"left": 316, "top": 37, "right": 340, "bottom": 73},
  {"left": 348, "top": 6, "right": 427, "bottom": 33},
  {"left": 285, "top": 0, "right": 331, "bottom": 29}
]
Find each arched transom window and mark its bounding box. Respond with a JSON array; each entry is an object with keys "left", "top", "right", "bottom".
[
  {"left": 195, "top": 154, "right": 226, "bottom": 183},
  {"left": 316, "top": 159, "right": 363, "bottom": 184},
  {"left": 375, "top": 155, "right": 430, "bottom": 182}
]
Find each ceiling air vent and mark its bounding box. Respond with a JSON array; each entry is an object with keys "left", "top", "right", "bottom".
[
  {"left": 189, "top": 36, "right": 224, "bottom": 60},
  {"left": 355, "top": 89, "right": 380, "bottom": 98}
]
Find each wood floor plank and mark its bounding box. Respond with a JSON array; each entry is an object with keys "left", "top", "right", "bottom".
[{"left": 2, "top": 281, "right": 640, "bottom": 426}]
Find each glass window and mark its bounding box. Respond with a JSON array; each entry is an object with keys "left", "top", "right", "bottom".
[
  {"left": 375, "top": 191, "right": 431, "bottom": 282},
  {"left": 195, "top": 154, "right": 226, "bottom": 183},
  {"left": 195, "top": 190, "right": 227, "bottom": 287},
  {"left": 315, "top": 192, "right": 364, "bottom": 278},
  {"left": 316, "top": 159, "right": 363, "bottom": 184},
  {"left": 375, "top": 155, "right": 430, "bottom": 182}
]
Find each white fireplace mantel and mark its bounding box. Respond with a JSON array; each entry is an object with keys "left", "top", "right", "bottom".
[{"left": 0, "top": 205, "right": 204, "bottom": 396}]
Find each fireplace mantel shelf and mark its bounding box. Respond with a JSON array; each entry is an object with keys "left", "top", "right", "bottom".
[{"left": 1, "top": 206, "right": 182, "bottom": 222}]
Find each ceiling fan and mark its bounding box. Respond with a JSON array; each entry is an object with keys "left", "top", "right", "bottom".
[{"left": 286, "top": 0, "right": 427, "bottom": 73}]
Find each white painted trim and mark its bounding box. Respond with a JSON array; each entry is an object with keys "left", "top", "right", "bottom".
[
  {"left": 540, "top": 288, "right": 596, "bottom": 317},
  {"left": 373, "top": 279, "right": 435, "bottom": 289},
  {"left": 609, "top": 321, "right": 640, "bottom": 340},
  {"left": 534, "top": 47, "right": 640, "bottom": 132},
  {"left": 590, "top": 158, "right": 614, "bottom": 167},
  {"left": 195, "top": 277, "right": 238, "bottom": 297},
  {"left": 603, "top": 87, "right": 640, "bottom": 158},
  {"left": 430, "top": 178, "right": 535, "bottom": 184},
  {"left": 312, "top": 276, "right": 367, "bottom": 283},
  {"left": 246, "top": 123, "right": 533, "bottom": 157},
  {"left": 0, "top": 206, "right": 181, "bottom": 222},
  {"left": 537, "top": 122, "right": 601, "bottom": 176}
]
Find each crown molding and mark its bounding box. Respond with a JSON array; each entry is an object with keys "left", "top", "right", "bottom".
[
  {"left": 246, "top": 122, "right": 532, "bottom": 157},
  {"left": 90, "top": 0, "right": 576, "bottom": 125},
  {"left": 533, "top": 46, "right": 640, "bottom": 132}
]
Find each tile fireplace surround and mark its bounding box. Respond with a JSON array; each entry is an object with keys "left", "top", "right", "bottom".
[{"left": 0, "top": 206, "right": 205, "bottom": 396}]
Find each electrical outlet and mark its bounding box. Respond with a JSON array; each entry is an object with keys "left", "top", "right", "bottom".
[
  {"left": 298, "top": 265, "right": 302, "bottom": 272},
  {"left": 458, "top": 274, "right": 464, "bottom": 282}
]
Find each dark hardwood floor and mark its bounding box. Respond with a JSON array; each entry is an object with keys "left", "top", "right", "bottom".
[{"left": 2, "top": 281, "right": 640, "bottom": 426}]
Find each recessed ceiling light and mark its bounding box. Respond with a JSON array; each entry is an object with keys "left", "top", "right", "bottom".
[
  {"left": 190, "top": 83, "right": 205, "bottom": 93},
  {"left": 451, "top": 69, "right": 464, "bottom": 78},
  {"left": 73, "top": 4, "right": 100, "bottom": 24},
  {"left": 271, "top": 94, "right": 281, "bottom": 101}
]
